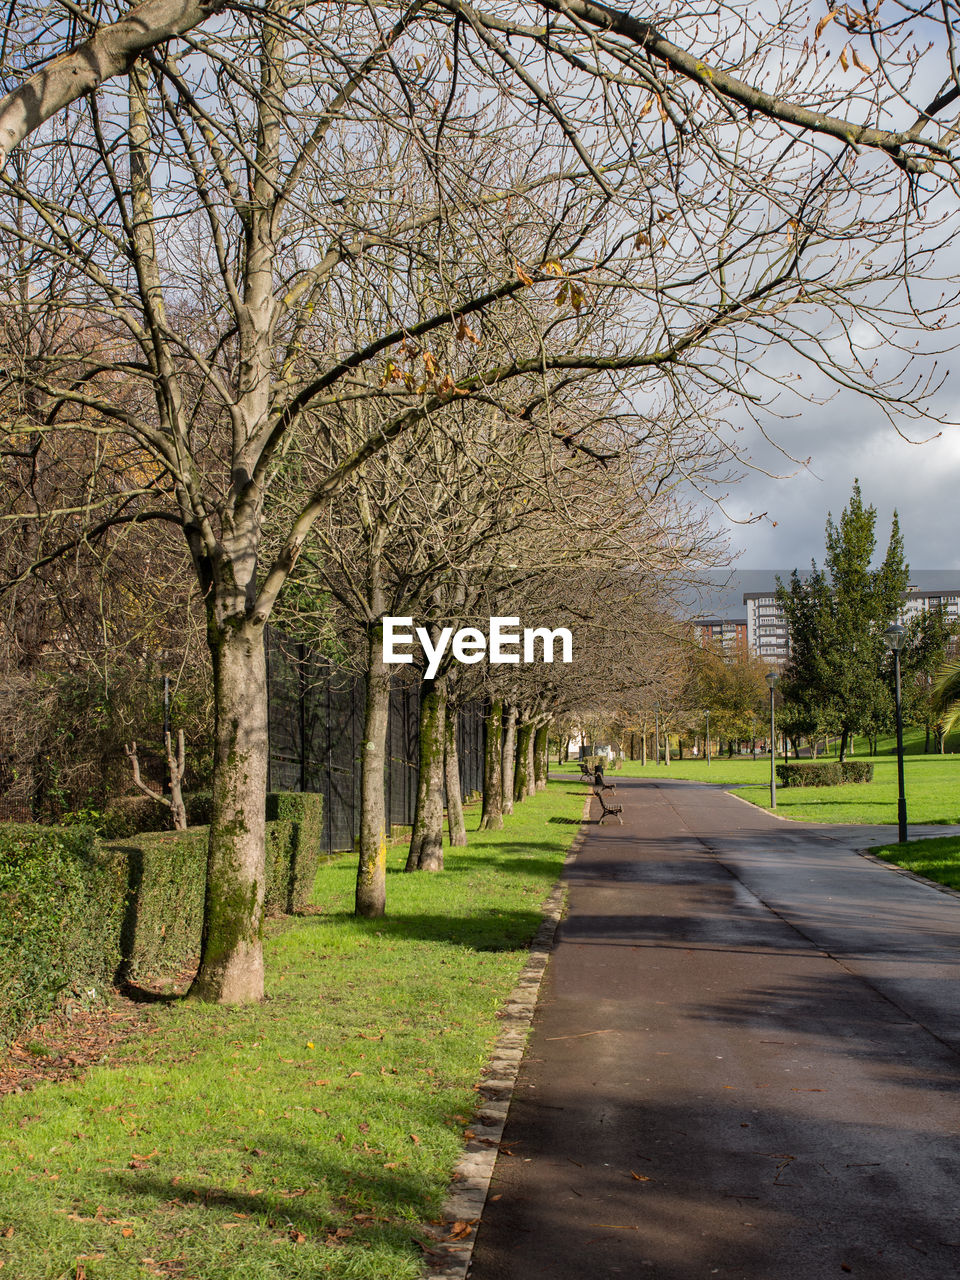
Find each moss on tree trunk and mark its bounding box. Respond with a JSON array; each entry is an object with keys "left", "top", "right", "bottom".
[
  {"left": 444, "top": 711, "right": 467, "bottom": 847},
  {"left": 502, "top": 704, "right": 517, "bottom": 814},
  {"left": 356, "top": 622, "right": 391, "bottom": 917},
  {"left": 514, "top": 721, "right": 533, "bottom": 803},
  {"left": 479, "top": 699, "right": 504, "bottom": 830},
  {"left": 406, "top": 676, "right": 446, "bottom": 872},
  {"left": 534, "top": 723, "right": 549, "bottom": 791},
  {"left": 189, "top": 619, "right": 267, "bottom": 1004}
]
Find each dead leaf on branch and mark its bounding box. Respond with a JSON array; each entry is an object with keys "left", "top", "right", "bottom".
[
  {"left": 815, "top": 10, "right": 837, "bottom": 41},
  {"left": 455, "top": 317, "right": 481, "bottom": 344}
]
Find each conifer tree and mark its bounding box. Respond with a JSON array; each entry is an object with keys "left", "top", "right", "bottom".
[{"left": 779, "top": 482, "right": 909, "bottom": 759}]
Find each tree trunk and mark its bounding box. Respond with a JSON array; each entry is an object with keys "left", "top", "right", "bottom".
[
  {"left": 534, "top": 722, "right": 549, "bottom": 790},
  {"left": 406, "top": 676, "right": 446, "bottom": 872},
  {"left": 479, "top": 699, "right": 504, "bottom": 830},
  {"left": 444, "top": 710, "right": 467, "bottom": 847},
  {"left": 525, "top": 721, "right": 537, "bottom": 796},
  {"left": 664, "top": 734, "right": 670, "bottom": 766},
  {"left": 514, "top": 720, "right": 533, "bottom": 802},
  {"left": 502, "top": 704, "right": 517, "bottom": 816},
  {"left": 189, "top": 619, "right": 267, "bottom": 1004},
  {"left": 356, "top": 622, "right": 391, "bottom": 918},
  {"left": 925, "top": 724, "right": 931, "bottom": 754},
  {"left": 839, "top": 727, "right": 849, "bottom": 762},
  {"left": 641, "top": 724, "right": 647, "bottom": 767}
]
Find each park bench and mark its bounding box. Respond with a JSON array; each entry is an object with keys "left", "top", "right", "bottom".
[{"left": 593, "top": 787, "right": 623, "bottom": 825}]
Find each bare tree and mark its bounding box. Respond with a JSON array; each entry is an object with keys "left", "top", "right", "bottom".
[
  {"left": 4, "top": 0, "right": 960, "bottom": 187},
  {"left": 2, "top": 0, "right": 957, "bottom": 1004}
]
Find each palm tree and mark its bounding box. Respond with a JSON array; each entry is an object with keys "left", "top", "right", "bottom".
[{"left": 930, "top": 660, "right": 960, "bottom": 745}]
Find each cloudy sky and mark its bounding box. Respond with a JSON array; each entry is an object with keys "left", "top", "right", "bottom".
[
  {"left": 716, "top": 413, "right": 960, "bottom": 572},
  {"left": 700, "top": 329, "right": 960, "bottom": 573}
]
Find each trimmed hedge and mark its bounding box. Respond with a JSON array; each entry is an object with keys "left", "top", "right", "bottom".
[
  {"left": 1, "top": 790, "right": 325, "bottom": 1038},
  {"left": 107, "top": 827, "right": 209, "bottom": 982},
  {"left": 265, "top": 791, "right": 325, "bottom": 915},
  {"left": 0, "top": 824, "right": 125, "bottom": 1043},
  {"left": 775, "top": 761, "right": 874, "bottom": 787}
]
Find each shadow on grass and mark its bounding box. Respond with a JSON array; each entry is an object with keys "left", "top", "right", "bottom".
[
  {"left": 105, "top": 1133, "right": 434, "bottom": 1237},
  {"left": 308, "top": 908, "right": 544, "bottom": 951},
  {"left": 117, "top": 980, "right": 188, "bottom": 1005}
]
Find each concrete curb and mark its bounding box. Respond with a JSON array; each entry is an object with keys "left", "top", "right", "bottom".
[
  {"left": 855, "top": 843, "right": 960, "bottom": 903},
  {"left": 420, "top": 791, "right": 592, "bottom": 1280}
]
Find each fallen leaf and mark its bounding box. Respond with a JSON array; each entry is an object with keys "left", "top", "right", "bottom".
[
  {"left": 290, "top": 1230, "right": 306, "bottom": 1245},
  {"left": 446, "top": 1219, "right": 477, "bottom": 1240},
  {"left": 121, "top": 1228, "right": 134, "bottom": 1238},
  {"left": 410, "top": 1134, "right": 421, "bottom": 1145},
  {"left": 1, "top": 1228, "right": 11, "bottom": 1238},
  {"left": 630, "top": 1171, "right": 651, "bottom": 1182}
]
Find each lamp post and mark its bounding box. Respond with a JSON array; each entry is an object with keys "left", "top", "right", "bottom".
[
  {"left": 765, "top": 671, "right": 779, "bottom": 809},
  {"left": 883, "top": 622, "right": 908, "bottom": 844},
  {"left": 705, "top": 710, "right": 711, "bottom": 767}
]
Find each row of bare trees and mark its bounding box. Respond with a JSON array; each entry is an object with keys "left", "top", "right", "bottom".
[{"left": 2, "top": 0, "right": 959, "bottom": 1002}]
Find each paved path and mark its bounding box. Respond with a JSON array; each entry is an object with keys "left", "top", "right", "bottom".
[{"left": 466, "top": 776, "right": 960, "bottom": 1280}]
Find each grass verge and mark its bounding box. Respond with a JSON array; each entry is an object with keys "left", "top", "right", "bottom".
[
  {"left": 559, "top": 752, "right": 960, "bottom": 826},
  {"left": 0, "top": 780, "right": 584, "bottom": 1280},
  {"left": 870, "top": 834, "right": 960, "bottom": 891}
]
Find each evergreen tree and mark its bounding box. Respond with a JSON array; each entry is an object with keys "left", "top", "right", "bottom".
[{"left": 778, "top": 481, "right": 910, "bottom": 759}]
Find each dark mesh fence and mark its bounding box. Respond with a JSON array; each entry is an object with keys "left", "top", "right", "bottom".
[
  {"left": 456, "top": 699, "right": 485, "bottom": 799},
  {"left": 266, "top": 628, "right": 486, "bottom": 855}
]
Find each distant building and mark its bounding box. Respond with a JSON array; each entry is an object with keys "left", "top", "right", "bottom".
[
  {"left": 743, "top": 593, "right": 790, "bottom": 666},
  {"left": 694, "top": 617, "right": 748, "bottom": 655},
  {"left": 899, "top": 587, "right": 960, "bottom": 625},
  {"left": 742, "top": 582, "right": 960, "bottom": 667}
]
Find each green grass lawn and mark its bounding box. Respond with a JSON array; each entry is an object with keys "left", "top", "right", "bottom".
[
  {"left": 0, "top": 781, "right": 585, "bottom": 1280},
  {"left": 560, "top": 737, "right": 960, "bottom": 827},
  {"left": 870, "top": 834, "right": 960, "bottom": 891}
]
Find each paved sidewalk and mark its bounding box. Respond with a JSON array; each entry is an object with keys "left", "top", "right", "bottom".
[{"left": 466, "top": 776, "right": 960, "bottom": 1280}]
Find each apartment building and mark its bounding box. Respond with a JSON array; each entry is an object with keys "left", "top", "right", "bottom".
[
  {"left": 693, "top": 617, "right": 749, "bottom": 655},
  {"left": 742, "top": 580, "right": 960, "bottom": 666},
  {"left": 743, "top": 593, "right": 790, "bottom": 665}
]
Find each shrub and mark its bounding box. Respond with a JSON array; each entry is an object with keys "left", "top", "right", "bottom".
[
  {"left": 185, "top": 791, "right": 214, "bottom": 827},
  {"left": 776, "top": 761, "right": 875, "bottom": 787},
  {"left": 1, "top": 790, "right": 326, "bottom": 1035},
  {"left": 106, "top": 827, "right": 209, "bottom": 982},
  {"left": 97, "top": 795, "right": 172, "bottom": 838},
  {"left": 265, "top": 791, "right": 325, "bottom": 915},
  {"left": 0, "top": 824, "right": 125, "bottom": 1042}
]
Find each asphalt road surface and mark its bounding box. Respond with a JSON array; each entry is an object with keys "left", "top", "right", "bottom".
[{"left": 466, "top": 776, "right": 960, "bottom": 1280}]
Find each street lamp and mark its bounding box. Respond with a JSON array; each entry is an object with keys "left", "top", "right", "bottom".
[
  {"left": 705, "top": 709, "right": 711, "bottom": 767},
  {"left": 765, "top": 671, "right": 779, "bottom": 809},
  {"left": 883, "top": 622, "right": 908, "bottom": 844}
]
